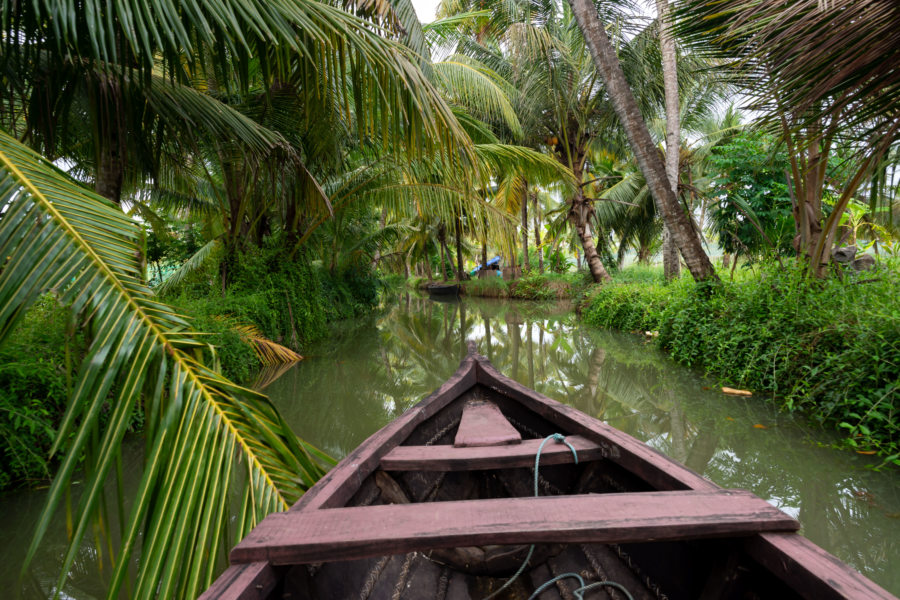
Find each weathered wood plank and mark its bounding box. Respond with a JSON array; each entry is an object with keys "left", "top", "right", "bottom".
[
  {"left": 745, "top": 533, "right": 897, "bottom": 600},
  {"left": 381, "top": 435, "right": 602, "bottom": 471},
  {"left": 199, "top": 561, "right": 278, "bottom": 600},
  {"left": 289, "top": 357, "right": 478, "bottom": 512},
  {"left": 231, "top": 490, "right": 798, "bottom": 566},
  {"left": 453, "top": 401, "right": 521, "bottom": 447}
]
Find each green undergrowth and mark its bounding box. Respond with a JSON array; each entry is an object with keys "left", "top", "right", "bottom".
[
  {"left": 0, "top": 297, "right": 72, "bottom": 489},
  {"left": 162, "top": 244, "right": 379, "bottom": 382},
  {"left": 581, "top": 262, "right": 900, "bottom": 462},
  {"left": 461, "top": 271, "right": 590, "bottom": 300},
  {"left": 0, "top": 247, "right": 379, "bottom": 491}
]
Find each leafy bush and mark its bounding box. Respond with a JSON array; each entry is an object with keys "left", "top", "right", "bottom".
[
  {"left": 582, "top": 261, "right": 900, "bottom": 460},
  {"left": 0, "top": 297, "right": 74, "bottom": 488},
  {"left": 162, "top": 241, "right": 379, "bottom": 378}
]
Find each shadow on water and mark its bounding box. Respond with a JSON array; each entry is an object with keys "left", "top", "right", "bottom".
[{"left": 267, "top": 292, "right": 900, "bottom": 594}]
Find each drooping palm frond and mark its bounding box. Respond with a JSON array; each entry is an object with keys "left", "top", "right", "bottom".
[
  {"left": 676, "top": 0, "right": 900, "bottom": 140},
  {"left": 0, "top": 130, "right": 328, "bottom": 599},
  {"left": 432, "top": 56, "right": 524, "bottom": 139},
  {"left": 231, "top": 323, "right": 304, "bottom": 365}
]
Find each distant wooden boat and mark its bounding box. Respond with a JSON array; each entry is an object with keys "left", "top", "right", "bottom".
[
  {"left": 202, "top": 345, "right": 895, "bottom": 600},
  {"left": 426, "top": 282, "right": 460, "bottom": 296}
]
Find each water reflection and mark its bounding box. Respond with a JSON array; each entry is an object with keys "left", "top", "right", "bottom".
[{"left": 267, "top": 293, "right": 900, "bottom": 594}]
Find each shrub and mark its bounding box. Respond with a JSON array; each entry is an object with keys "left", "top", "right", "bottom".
[
  {"left": 581, "top": 261, "right": 900, "bottom": 459},
  {"left": 0, "top": 296, "right": 75, "bottom": 488}
]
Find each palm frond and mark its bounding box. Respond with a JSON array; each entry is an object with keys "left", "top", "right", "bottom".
[
  {"left": 154, "top": 238, "right": 222, "bottom": 297},
  {"left": 433, "top": 59, "right": 524, "bottom": 139},
  {"left": 0, "top": 130, "right": 326, "bottom": 599},
  {"left": 231, "top": 323, "right": 304, "bottom": 365},
  {"left": 676, "top": 0, "right": 900, "bottom": 140}
]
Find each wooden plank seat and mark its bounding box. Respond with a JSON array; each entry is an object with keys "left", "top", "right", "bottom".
[
  {"left": 230, "top": 489, "right": 799, "bottom": 566},
  {"left": 453, "top": 400, "right": 522, "bottom": 447},
  {"left": 380, "top": 435, "right": 605, "bottom": 471}
]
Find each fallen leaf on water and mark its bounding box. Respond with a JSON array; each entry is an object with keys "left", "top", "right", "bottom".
[
  {"left": 702, "top": 386, "right": 711, "bottom": 390},
  {"left": 725, "top": 416, "right": 735, "bottom": 421},
  {"left": 753, "top": 424, "right": 767, "bottom": 429},
  {"left": 722, "top": 386, "right": 753, "bottom": 396},
  {"left": 855, "top": 450, "right": 877, "bottom": 455}
]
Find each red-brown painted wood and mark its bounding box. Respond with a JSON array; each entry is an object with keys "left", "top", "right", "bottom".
[
  {"left": 231, "top": 490, "right": 798, "bottom": 566},
  {"left": 198, "top": 561, "right": 278, "bottom": 600},
  {"left": 453, "top": 400, "right": 521, "bottom": 447},
  {"left": 380, "top": 435, "right": 603, "bottom": 471},
  {"left": 746, "top": 533, "right": 897, "bottom": 600},
  {"left": 472, "top": 355, "right": 719, "bottom": 492},
  {"left": 288, "top": 356, "right": 478, "bottom": 512}
]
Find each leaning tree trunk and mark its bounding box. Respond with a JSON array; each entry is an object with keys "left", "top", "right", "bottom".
[
  {"left": 567, "top": 0, "right": 717, "bottom": 282},
  {"left": 656, "top": 0, "right": 681, "bottom": 281},
  {"left": 521, "top": 189, "right": 529, "bottom": 272}
]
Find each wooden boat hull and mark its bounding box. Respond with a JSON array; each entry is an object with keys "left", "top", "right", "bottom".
[
  {"left": 426, "top": 283, "right": 460, "bottom": 296},
  {"left": 202, "top": 346, "right": 896, "bottom": 600}
]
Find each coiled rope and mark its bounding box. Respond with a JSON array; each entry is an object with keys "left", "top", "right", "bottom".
[{"left": 484, "top": 434, "right": 634, "bottom": 600}]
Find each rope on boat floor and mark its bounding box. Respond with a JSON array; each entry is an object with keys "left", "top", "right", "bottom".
[{"left": 483, "top": 434, "right": 635, "bottom": 600}]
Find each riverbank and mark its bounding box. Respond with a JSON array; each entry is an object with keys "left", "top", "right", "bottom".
[
  {"left": 0, "top": 250, "right": 380, "bottom": 491},
  {"left": 408, "top": 271, "right": 590, "bottom": 301},
  {"left": 580, "top": 262, "right": 900, "bottom": 462}
]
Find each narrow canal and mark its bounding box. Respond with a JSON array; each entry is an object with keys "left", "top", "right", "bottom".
[
  {"left": 2, "top": 292, "right": 898, "bottom": 596},
  {"left": 267, "top": 293, "right": 900, "bottom": 595}
]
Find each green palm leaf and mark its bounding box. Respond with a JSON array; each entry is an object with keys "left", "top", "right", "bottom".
[{"left": 0, "top": 129, "right": 329, "bottom": 599}]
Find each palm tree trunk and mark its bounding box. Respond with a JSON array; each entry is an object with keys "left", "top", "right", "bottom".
[
  {"left": 569, "top": 192, "right": 612, "bottom": 283},
  {"left": 521, "top": 189, "right": 529, "bottom": 272},
  {"left": 455, "top": 215, "right": 465, "bottom": 281},
  {"left": 569, "top": 162, "right": 612, "bottom": 283},
  {"left": 533, "top": 193, "right": 544, "bottom": 273},
  {"left": 93, "top": 79, "right": 125, "bottom": 205},
  {"left": 567, "top": 0, "right": 717, "bottom": 282},
  {"left": 656, "top": 0, "right": 682, "bottom": 281},
  {"left": 438, "top": 222, "right": 451, "bottom": 282}
]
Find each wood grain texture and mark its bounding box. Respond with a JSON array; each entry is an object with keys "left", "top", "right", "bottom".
[
  {"left": 231, "top": 490, "right": 798, "bottom": 566},
  {"left": 381, "top": 435, "right": 601, "bottom": 471},
  {"left": 288, "top": 357, "right": 478, "bottom": 512},
  {"left": 746, "top": 533, "right": 898, "bottom": 600},
  {"left": 197, "top": 561, "right": 278, "bottom": 600},
  {"left": 453, "top": 401, "right": 522, "bottom": 447}
]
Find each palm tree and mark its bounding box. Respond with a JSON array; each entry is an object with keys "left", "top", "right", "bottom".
[
  {"left": 677, "top": 0, "right": 900, "bottom": 275},
  {"left": 0, "top": 132, "right": 331, "bottom": 597},
  {"left": 0, "top": 1, "right": 495, "bottom": 597},
  {"left": 565, "top": 0, "right": 717, "bottom": 282},
  {"left": 656, "top": 0, "right": 682, "bottom": 280}
]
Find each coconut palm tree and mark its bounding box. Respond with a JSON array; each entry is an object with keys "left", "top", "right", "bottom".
[
  {"left": 0, "top": 1, "right": 497, "bottom": 597},
  {"left": 676, "top": 0, "right": 900, "bottom": 275},
  {"left": 565, "top": 0, "right": 717, "bottom": 281}
]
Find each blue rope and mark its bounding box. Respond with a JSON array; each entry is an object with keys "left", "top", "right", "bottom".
[
  {"left": 483, "top": 434, "right": 634, "bottom": 600},
  {"left": 528, "top": 573, "right": 635, "bottom": 600}
]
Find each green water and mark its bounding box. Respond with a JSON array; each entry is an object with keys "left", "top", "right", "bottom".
[
  {"left": 267, "top": 294, "right": 900, "bottom": 594},
  {"left": 2, "top": 293, "right": 899, "bottom": 596}
]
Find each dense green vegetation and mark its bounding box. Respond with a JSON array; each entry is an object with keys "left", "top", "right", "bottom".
[
  {"left": 582, "top": 263, "right": 900, "bottom": 462},
  {"left": 0, "top": 0, "right": 897, "bottom": 595}
]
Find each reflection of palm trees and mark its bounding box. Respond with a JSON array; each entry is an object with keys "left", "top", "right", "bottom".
[{"left": 260, "top": 295, "right": 900, "bottom": 595}]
